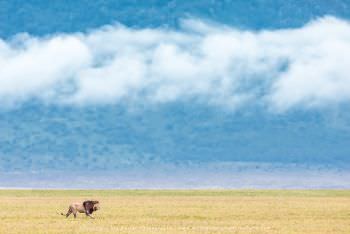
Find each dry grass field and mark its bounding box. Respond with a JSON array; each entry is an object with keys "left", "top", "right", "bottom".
[{"left": 0, "top": 190, "right": 349, "bottom": 234}]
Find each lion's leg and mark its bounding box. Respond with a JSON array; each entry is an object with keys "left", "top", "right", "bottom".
[
  {"left": 85, "top": 210, "right": 94, "bottom": 219},
  {"left": 66, "top": 207, "right": 72, "bottom": 218}
]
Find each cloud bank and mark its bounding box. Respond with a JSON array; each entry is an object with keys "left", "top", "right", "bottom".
[{"left": 1, "top": 17, "right": 350, "bottom": 111}]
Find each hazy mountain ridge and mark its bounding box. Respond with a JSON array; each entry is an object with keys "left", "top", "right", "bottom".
[{"left": 1, "top": 103, "right": 349, "bottom": 171}]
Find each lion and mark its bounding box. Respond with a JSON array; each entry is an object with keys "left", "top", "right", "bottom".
[{"left": 60, "top": 200, "right": 100, "bottom": 219}]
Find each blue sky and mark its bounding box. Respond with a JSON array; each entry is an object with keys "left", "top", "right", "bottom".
[{"left": 0, "top": 0, "right": 350, "bottom": 188}]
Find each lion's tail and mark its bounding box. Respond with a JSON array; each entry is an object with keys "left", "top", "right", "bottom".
[{"left": 57, "top": 211, "right": 65, "bottom": 216}]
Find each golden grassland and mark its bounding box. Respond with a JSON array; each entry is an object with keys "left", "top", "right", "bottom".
[{"left": 0, "top": 190, "right": 349, "bottom": 234}]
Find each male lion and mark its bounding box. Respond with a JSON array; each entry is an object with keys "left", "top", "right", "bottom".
[{"left": 61, "top": 200, "right": 100, "bottom": 218}]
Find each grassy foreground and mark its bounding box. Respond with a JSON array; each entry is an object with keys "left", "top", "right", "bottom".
[{"left": 0, "top": 190, "right": 349, "bottom": 234}]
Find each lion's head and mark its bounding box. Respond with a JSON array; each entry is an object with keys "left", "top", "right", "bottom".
[{"left": 93, "top": 201, "right": 100, "bottom": 211}]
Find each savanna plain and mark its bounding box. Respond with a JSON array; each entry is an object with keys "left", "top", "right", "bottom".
[{"left": 0, "top": 190, "right": 349, "bottom": 234}]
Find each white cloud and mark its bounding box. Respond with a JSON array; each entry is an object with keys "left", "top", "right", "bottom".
[{"left": 1, "top": 16, "right": 350, "bottom": 111}]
